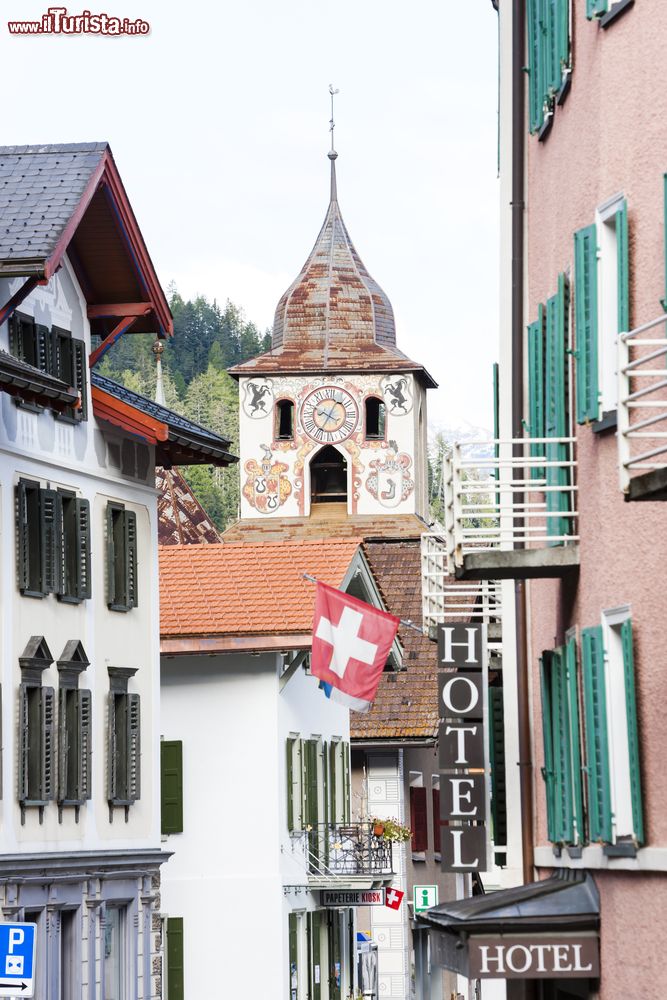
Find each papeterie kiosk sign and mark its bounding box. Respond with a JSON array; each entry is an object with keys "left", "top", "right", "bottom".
[
  {"left": 437, "top": 624, "right": 488, "bottom": 873},
  {"left": 321, "top": 889, "right": 385, "bottom": 907}
]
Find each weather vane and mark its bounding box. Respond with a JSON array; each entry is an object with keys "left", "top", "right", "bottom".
[{"left": 329, "top": 83, "right": 339, "bottom": 152}]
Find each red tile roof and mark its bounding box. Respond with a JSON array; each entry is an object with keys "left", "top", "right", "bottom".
[{"left": 159, "top": 538, "right": 362, "bottom": 648}]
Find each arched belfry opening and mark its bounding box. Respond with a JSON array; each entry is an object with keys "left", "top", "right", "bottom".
[{"left": 310, "top": 446, "right": 348, "bottom": 505}]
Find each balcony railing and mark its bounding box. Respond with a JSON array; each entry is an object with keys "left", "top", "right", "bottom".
[
  {"left": 286, "top": 822, "right": 394, "bottom": 886},
  {"left": 618, "top": 314, "right": 667, "bottom": 499},
  {"left": 442, "top": 438, "right": 579, "bottom": 579},
  {"left": 421, "top": 532, "right": 502, "bottom": 642}
]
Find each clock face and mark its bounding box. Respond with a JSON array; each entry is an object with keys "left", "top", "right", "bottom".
[{"left": 300, "top": 386, "right": 359, "bottom": 443}]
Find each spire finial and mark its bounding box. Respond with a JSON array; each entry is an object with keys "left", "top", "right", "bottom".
[
  {"left": 152, "top": 339, "right": 166, "bottom": 406},
  {"left": 328, "top": 84, "right": 339, "bottom": 202}
]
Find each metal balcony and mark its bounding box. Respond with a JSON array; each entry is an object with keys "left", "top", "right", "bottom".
[
  {"left": 421, "top": 532, "right": 502, "bottom": 641},
  {"left": 618, "top": 314, "right": 667, "bottom": 500},
  {"left": 286, "top": 822, "right": 394, "bottom": 889},
  {"left": 441, "top": 438, "right": 579, "bottom": 580}
]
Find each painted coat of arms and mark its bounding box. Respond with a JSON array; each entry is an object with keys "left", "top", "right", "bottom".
[
  {"left": 242, "top": 378, "right": 274, "bottom": 419},
  {"left": 243, "top": 445, "right": 292, "bottom": 513},
  {"left": 381, "top": 375, "right": 413, "bottom": 415},
  {"left": 366, "top": 448, "right": 414, "bottom": 508}
]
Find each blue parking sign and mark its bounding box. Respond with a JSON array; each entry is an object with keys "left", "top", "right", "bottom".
[{"left": 0, "top": 923, "right": 36, "bottom": 996}]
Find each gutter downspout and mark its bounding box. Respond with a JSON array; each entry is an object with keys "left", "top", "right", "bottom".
[{"left": 511, "top": 0, "right": 535, "bottom": 886}]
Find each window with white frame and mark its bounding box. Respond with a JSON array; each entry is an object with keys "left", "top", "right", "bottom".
[{"left": 574, "top": 195, "right": 629, "bottom": 423}]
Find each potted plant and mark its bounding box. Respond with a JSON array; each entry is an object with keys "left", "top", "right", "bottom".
[{"left": 369, "top": 816, "right": 412, "bottom": 842}]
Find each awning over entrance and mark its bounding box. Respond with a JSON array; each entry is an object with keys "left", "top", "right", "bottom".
[{"left": 414, "top": 871, "right": 600, "bottom": 981}]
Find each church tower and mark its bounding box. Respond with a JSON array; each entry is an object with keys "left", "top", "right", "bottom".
[{"left": 229, "top": 151, "right": 435, "bottom": 527}]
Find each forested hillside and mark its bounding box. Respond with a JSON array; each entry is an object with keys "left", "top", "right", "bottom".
[{"left": 98, "top": 288, "right": 271, "bottom": 530}]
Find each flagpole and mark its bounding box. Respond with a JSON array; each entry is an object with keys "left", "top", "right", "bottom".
[{"left": 301, "top": 573, "right": 427, "bottom": 636}]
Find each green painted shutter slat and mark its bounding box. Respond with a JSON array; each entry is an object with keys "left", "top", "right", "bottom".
[
  {"left": 342, "top": 743, "right": 351, "bottom": 824},
  {"left": 557, "top": 0, "right": 569, "bottom": 80},
  {"left": 106, "top": 505, "right": 116, "bottom": 607},
  {"left": 72, "top": 339, "right": 87, "bottom": 420},
  {"left": 311, "top": 911, "right": 321, "bottom": 1000},
  {"left": 587, "top": 0, "right": 608, "bottom": 17},
  {"left": 328, "top": 741, "right": 337, "bottom": 826},
  {"left": 565, "top": 636, "right": 584, "bottom": 845},
  {"left": 57, "top": 689, "right": 68, "bottom": 802},
  {"left": 551, "top": 650, "right": 574, "bottom": 843},
  {"left": 289, "top": 912, "right": 298, "bottom": 1000},
  {"left": 539, "top": 655, "right": 557, "bottom": 843},
  {"left": 286, "top": 738, "right": 295, "bottom": 832},
  {"left": 40, "top": 488, "right": 58, "bottom": 595},
  {"left": 18, "top": 685, "right": 29, "bottom": 802},
  {"left": 546, "top": 0, "right": 560, "bottom": 94},
  {"left": 575, "top": 224, "right": 599, "bottom": 423},
  {"left": 582, "top": 626, "right": 612, "bottom": 842},
  {"left": 125, "top": 510, "right": 138, "bottom": 608},
  {"left": 488, "top": 686, "right": 507, "bottom": 847},
  {"left": 108, "top": 693, "right": 117, "bottom": 802},
  {"left": 16, "top": 482, "right": 30, "bottom": 593},
  {"left": 161, "top": 740, "right": 183, "bottom": 835},
  {"left": 527, "top": 306, "right": 545, "bottom": 480},
  {"left": 527, "top": 0, "right": 544, "bottom": 133},
  {"left": 545, "top": 274, "right": 570, "bottom": 539},
  {"left": 617, "top": 200, "right": 630, "bottom": 334},
  {"left": 127, "top": 693, "right": 141, "bottom": 802},
  {"left": 621, "top": 619, "right": 644, "bottom": 844},
  {"left": 166, "top": 917, "right": 184, "bottom": 1000},
  {"left": 75, "top": 498, "right": 91, "bottom": 600},
  {"left": 40, "top": 686, "right": 56, "bottom": 802},
  {"left": 78, "top": 689, "right": 92, "bottom": 802}
]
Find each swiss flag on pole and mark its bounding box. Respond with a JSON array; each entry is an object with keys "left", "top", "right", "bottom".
[{"left": 311, "top": 582, "right": 400, "bottom": 712}]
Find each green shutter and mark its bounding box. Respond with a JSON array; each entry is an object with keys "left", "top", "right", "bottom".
[
  {"left": 620, "top": 619, "right": 644, "bottom": 844},
  {"left": 488, "top": 686, "right": 507, "bottom": 847},
  {"left": 8, "top": 314, "right": 23, "bottom": 359},
  {"left": 18, "top": 685, "right": 29, "bottom": 802},
  {"left": 545, "top": 275, "right": 570, "bottom": 539},
  {"left": 40, "top": 488, "right": 58, "bottom": 595},
  {"left": 287, "top": 738, "right": 295, "bottom": 832},
  {"left": 305, "top": 740, "right": 319, "bottom": 829},
  {"left": 127, "top": 693, "right": 141, "bottom": 802},
  {"left": 328, "top": 741, "right": 337, "bottom": 826},
  {"left": 557, "top": 0, "right": 569, "bottom": 80},
  {"left": 106, "top": 505, "right": 116, "bottom": 607},
  {"left": 527, "top": 0, "right": 545, "bottom": 133},
  {"left": 58, "top": 689, "right": 69, "bottom": 802},
  {"left": 342, "top": 743, "right": 351, "bottom": 824},
  {"left": 539, "top": 655, "right": 556, "bottom": 843},
  {"left": 309, "top": 911, "right": 321, "bottom": 1000},
  {"left": 166, "top": 917, "right": 184, "bottom": 1000},
  {"left": 16, "top": 482, "right": 31, "bottom": 593},
  {"left": 581, "top": 626, "right": 612, "bottom": 842},
  {"left": 574, "top": 224, "right": 599, "bottom": 423},
  {"left": 616, "top": 200, "right": 630, "bottom": 334},
  {"left": 40, "top": 686, "right": 56, "bottom": 802},
  {"left": 527, "top": 306, "right": 545, "bottom": 480},
  {"left": 75, "top": 499, "right": 91, "bottom": 600},
  {"left": 78, "top": 689, "right": 92, "bottom": 802},
  {"left": 72, "top": 339, "right": 87, "bottom": 420},
  {"left": 545, "top": 0, "right": 560, "bottom": 94},
  {"left": 288, "top": 912, "right": 299, "bottom": 1000},
  {"left": 125, "top": 510, "right": 138, "bottom": 608},
  {"left": 550, "top": 649, "right": 574, "bottom": 843},
  {"left": 161, "top": 740, "right": 183, "bottom": 835},
  {"left": 565, "top": 636, "right": 584, "bottom": 845}
]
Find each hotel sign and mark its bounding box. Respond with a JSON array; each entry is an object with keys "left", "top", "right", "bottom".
[
  {"left": 469, "top": 935, "right": 600, "bottom": 979},
  {"left": 437, "top": 624, "right": 489, "bottom": 873}
]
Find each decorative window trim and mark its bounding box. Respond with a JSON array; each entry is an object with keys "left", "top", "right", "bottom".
[
  {"left": 18, "top": 636, "right": 56, "bottom": 821},
  {"left": 57, "top": 641, "right": 92, "bottom": 818}
]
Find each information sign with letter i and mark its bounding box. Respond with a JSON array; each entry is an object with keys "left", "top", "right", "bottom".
[{"left": 0, "top": 922, "right": 36, "bottom": 997}]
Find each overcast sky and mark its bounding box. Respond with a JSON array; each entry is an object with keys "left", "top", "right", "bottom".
[{"left": 1, "top": 0, "right": 499, "bottom": 431}]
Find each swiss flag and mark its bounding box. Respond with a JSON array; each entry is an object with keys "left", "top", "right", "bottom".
[
  {"left": 385, "top": 887, "right": 404, "bottom": 910},
  {"left": 311, "top": 582, "right": 400, "bottom": 712}
]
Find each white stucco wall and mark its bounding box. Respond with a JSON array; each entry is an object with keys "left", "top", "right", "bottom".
[
  {"left": 160, "top": 650, "right": 352, "bottom": 999},
  {"left": 238, "top": 372, "right": 428, "bottom": 520},
  {"left": 0, "top": 259, "right": 161, "bottom": 855}
]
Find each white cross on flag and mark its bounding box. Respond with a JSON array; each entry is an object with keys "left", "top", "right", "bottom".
[
  {"left": 384, "top": 887, "right": 405, "bottom": 910},
  {"left": 311, "top": 582, "right": 400, "bottom": 712}
]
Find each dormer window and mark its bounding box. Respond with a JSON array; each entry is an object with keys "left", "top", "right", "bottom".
[
  {"left": 8, "top": 314, "right": 87, "bottom": 421},
  {"left": 365, "top": 397, "right": 386, "bottom": 440},
  {"left": 276, "top": 399, "right": 294, "bottom": 441}
]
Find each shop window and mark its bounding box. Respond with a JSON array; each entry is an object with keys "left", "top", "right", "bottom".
[
  {"left": 16, "top": 480, "right": 91, "bottom": 601},
  {"left": 276, "top": 399, "right": 295, "bottom": 440},
  {"left": 364, "top": 397, "right": 385, "bottom": 440},
  {"left": 161, "top": 740, "right": 183, "bottom": 835},
  {"left": 106, "top": 503, "right": 138, "bottom": 612},
  {"left": 107, "top": 667, "right": 141, "bottom": 819},
  {"left": 57, "top": 641, "right": 92, "bottom": 815},
  {"left": 18, "top": 637, "right": 56, "bottom": 817}
]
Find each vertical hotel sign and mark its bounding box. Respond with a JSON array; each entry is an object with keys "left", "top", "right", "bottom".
[{"left": 437, "top": 624, "right": 489, "bottom": 873}]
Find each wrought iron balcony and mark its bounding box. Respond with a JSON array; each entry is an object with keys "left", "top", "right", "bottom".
[
  {"left": 286, "top": 822, "right": 394, "bottom": 888},
  {"left": 618, "top": 314, "right": 667, "bottom": 500},
  {"left": 441, "top": 438, "right": 579, "bottom": 580}
]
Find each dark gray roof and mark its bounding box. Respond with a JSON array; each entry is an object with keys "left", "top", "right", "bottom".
[
  {"left": 91, "top": 371, "right": 238, "bottom": 467},
  {"left": 0, "top": 143, "right": 107, "bottom": 270},
  {"left": 416, "top": 872, "right": 600, "bottom": 935},
  {"left": 0, "top": 349, "right": 79, "bottom": 409}
]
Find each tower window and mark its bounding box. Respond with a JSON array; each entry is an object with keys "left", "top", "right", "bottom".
[
  {"left": 276, "top": 399, "right": 294, "bottom": 440},
  {"left": 365, "top": 397, "right": 386, "bottom": 440}
]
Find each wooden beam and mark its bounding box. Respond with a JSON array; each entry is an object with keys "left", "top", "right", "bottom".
[
  {"left": 88, "top": 316, "right": 137, "bottom": 368},
  {"left": 0, "top": 276, "right": 48, "bottom": 328},
  {"left": 87, "top": 303, "right": 152, "bottom": 319}
]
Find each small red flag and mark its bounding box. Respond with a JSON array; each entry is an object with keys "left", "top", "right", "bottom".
[
  {"left": 385, "top": 887, "right": 404, "bottom": 910},
  {"left": 311, "top": 582, "right": 400, "bottom": 712}
]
